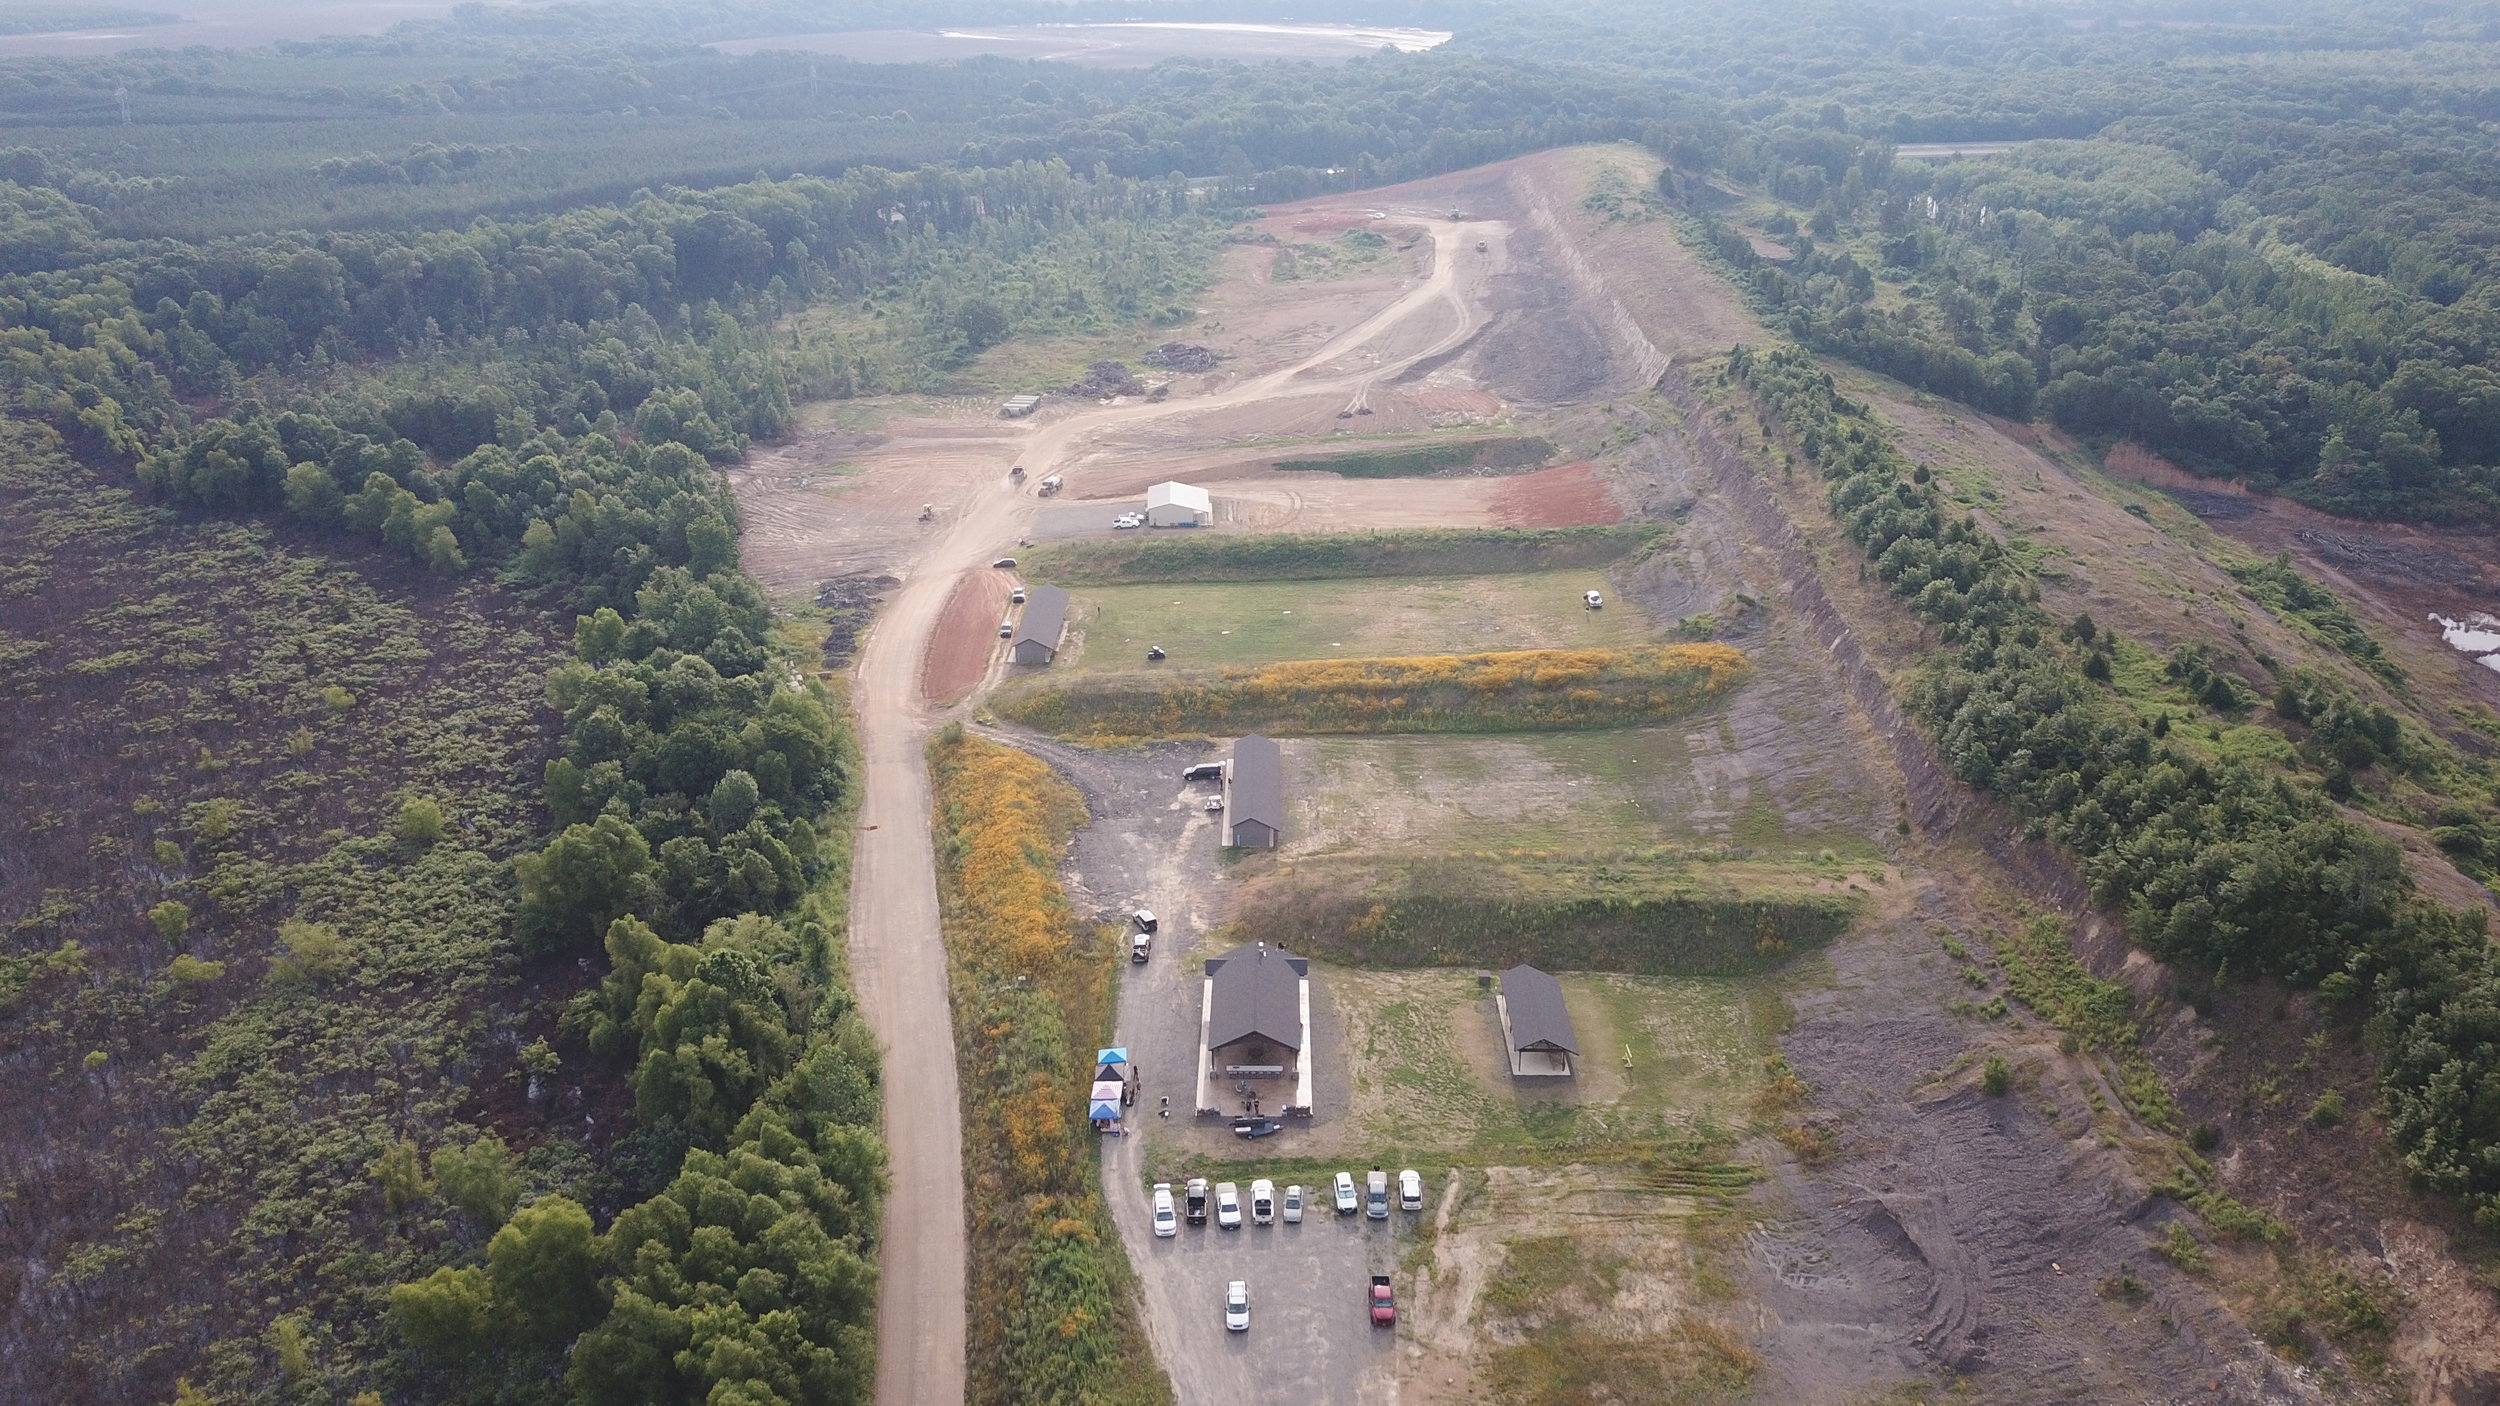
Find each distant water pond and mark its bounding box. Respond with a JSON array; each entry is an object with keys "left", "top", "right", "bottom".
[{"left": 711, "top": 21, "right": 1452, "bottom": 67}]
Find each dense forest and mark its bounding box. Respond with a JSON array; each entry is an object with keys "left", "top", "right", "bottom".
[{"left": 4, "top": 0, "right": 2500, "bottom": 1401}]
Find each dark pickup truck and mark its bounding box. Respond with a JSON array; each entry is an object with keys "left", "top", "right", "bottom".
[
  {"left": 1369, "top": 1276, "right": 1396, "bottom": 1327},
  {"left": 1185, "top": 1178, "right": 1209, "bottom": 1226}
]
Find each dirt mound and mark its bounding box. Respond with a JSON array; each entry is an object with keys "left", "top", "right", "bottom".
[
  {"left": 1489, "top": 461, "right": 1622, "bottom": 526},
  {"left": 1062, "top": 360, "right": 1144, "bottom": 398},
  {"left": 1142, "top": 342, "right": 1218, "bottom": 373},
  {"left": 815, "top": 572, "right": 896, "bottom": 666},
  {"left": 921, "top": 569, "right": 1009, "bottom": 704}
]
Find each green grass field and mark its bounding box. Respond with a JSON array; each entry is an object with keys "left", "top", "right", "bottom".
[
  {"left": 1331, "top": 967, "right": 1779, "bottom": 1155},
  {"left": 1285, "top": 732, "right": 1890, "bottom": 856},
  {"left": 1060, "top": 571, "right": 1643, "bottom": 672}
]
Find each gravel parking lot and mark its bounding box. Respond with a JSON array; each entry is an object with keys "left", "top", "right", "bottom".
[
  {"left": 1025, "top": 734, "right": 1411, "bottom": 1404},
  {"left": 1104, "top": 1137, "right": 1408, "bottom": 1406}
]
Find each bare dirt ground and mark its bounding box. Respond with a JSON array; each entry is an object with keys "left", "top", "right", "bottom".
[
  {"left": 919, "top": 569, "right": 1010, "bottom": 704},
  {"left": 1492, "top": 460, "right": 1622, "bottom": 525}
]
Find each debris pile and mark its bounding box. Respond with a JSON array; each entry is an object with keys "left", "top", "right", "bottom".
[
  {"left": 1063, "top": 360, "right": 1144, "bottom": 398},
  {"left": 1143, "top": 342, "right": 1219, "bottom": 373}
]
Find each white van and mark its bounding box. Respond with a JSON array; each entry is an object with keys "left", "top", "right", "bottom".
[
  {"left": 1151, "top": 1183, "right": 1176, "bottom": 1238},
  {"left": 1399, "top": 1168, "right": 1423, "bottom": 1212},
  {"left": 1250, "top": 1178, "right": 1275, "bottom": 1225}
]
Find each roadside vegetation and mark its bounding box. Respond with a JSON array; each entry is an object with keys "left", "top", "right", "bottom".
[
  {"left": 999, "top": 644, "right": 1748, "bottom": 738},
  {"left": 926, "top": 728, "right": 1168, "bottom": 1406},
  {"left": 1025, "top": 524, "right": 1652, "bottom": 584}
]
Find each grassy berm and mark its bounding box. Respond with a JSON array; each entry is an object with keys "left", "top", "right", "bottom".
[
  {"left": 1025, "top": 524, "right": 1652, "bottom": 584},
  {"left": 997, "top": 644, "right": 1748, "bottom": 738},
  {"left": 1229, "top": 854, "right": 1854, "bottom": 977}
]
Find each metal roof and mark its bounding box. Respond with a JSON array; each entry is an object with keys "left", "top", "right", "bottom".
[
  {"left": 1500, "top": 964, "right": 1578, "bottom": 1054},
  {"left": 1146, "top": 481, "right": 1211, "bottom": 513},
  {"left": 1013, "top": 584, "right": 1070, "bottom": 654},
  {"left": 1226, "top": 735, "right": 1283, "bottom": 834},
  {"left": 1204, "top": 940, "right": 1306, "bottom": 1050}
]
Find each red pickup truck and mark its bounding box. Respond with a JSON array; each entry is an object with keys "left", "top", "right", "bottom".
[{"left": 1369, "top": 1275, "right": 1396, "bottom": 1327}]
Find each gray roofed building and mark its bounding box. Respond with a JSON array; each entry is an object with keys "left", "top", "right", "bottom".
[
  {"left": 1011, "top": 585, "right": 1070, "bottom": 665},
  {"left": 1222, "top": 734, "right": 1283, "bottom": 848},
  {"left": 1497, "top": 963, "right": 1578, "bottom": 1077},
  {"left": 1205, "top": 940, "right": 1306, "bottom": 1050}
]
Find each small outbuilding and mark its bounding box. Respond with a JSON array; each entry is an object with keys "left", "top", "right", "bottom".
[
  {"left": 1011, "top": 584, "right": 1070, "bottom": 665},
  {"left": 1145, "top": 480, "right": 1212, "bottom": 527},
  {"left": 1222, "top": 735, "right": 1282, "bottom": 849},
  {"left": 1496, "top": 963, "right": 1579, "bottom": 1077}
]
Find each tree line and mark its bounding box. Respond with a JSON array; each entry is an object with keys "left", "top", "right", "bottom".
[{"left": 1728, "top": 343, "right": 2500, "bottom": 1220}]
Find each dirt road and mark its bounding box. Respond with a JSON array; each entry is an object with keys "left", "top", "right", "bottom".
[{"left": 841, "top": 217, "right": 1501, "bottom": 1406}]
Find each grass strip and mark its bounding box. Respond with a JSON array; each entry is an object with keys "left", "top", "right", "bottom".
[
  {"left": 1231, "top": 856, "right": 1854, "bottom": 977},
  {"left": 1025, "top": 524, "right": 1654, "bottom": 584},
  {"left": 928, "top": 727, "right": 1169, "bottom": 1406},
  {"left": 1273, "top": 434, "right": 1555, "bottom": 477},
  {"left": 996, "top": 644, "right": 1747, "bottom": 738}
]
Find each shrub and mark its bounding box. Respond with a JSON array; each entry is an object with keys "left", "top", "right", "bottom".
[
  {"left": 2308, "top": 1091, "right": 2346, "bottom": 1128},
  {"left": 390, "top": 1267, "right": 494, "bottom": 1355},
  {"left": 268, "top": 919, "right": 351, "bottom": 984},
  {"left": 430, "top": 1133, "right": 519, "bottom": 1229},
  {"left": 148, "top": 899, "right": 191, "bottom": 944},
  {"left": 1981, "top": 1055, "right": 2012, "bottom": 1096},
  {"left": 394, "top": 796, "right": 447, "bottom": 847}
]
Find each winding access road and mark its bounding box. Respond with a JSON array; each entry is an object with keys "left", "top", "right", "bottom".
[{"left": 848, "top": 217, "right": 1494, "bottom": 1406}]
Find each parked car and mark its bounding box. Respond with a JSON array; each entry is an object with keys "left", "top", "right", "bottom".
[
  {"left": 1370, "top": 1275, "right": 1397, "bottom": 1327},
  {"left": 1113, "top": 514, "right": 1144, "bottom": 530},
  {"left": 1250, "top": 1178, "right": 1275, "bottom": 1225},
  {"left": 1283, "top": 1185, "right": 1304, "bottom": 1224},
  {"left": 1185, "top": 1178, "right": 1208, "bottom": 1225},
  {"left": 1215, "top": 1182, "right": 1242, "bottom": 1229},
  {"left": 1231, "top": 1117, "right": 1280, "bottom": 1139},
  {"left": 1151, "top": 1183, "right": 1176, "bottom": 1238},
  {"left": 997, "top": 620, "right": 1013, "bottom": 638},
  {"left": 1182, "top": 762, "right": 1226, "bottom": 782},
  {"left": 1131, "top": 909, "right": 1158, "bottom": 933},
  {"left": 1204, "top": 795, "right": 1225, "bottom": 812},
  {"left": 1129, "top": 930, "right": 1151, "bottom": 963},
  {"left": 1011, "top": 587, "right": 1027, "bottom": 604},
  {"left": 992, "top": 557, "right": 1017, "bottom": 569},
  {"left": 1225, "top": 1280, "right": 1250, "bottom": 1332},
  {"left": 1365, "top": 1168, "right": 1389, "bottom": 1219},
  {"left": 1399, "top": 1168, "right": 1423, "bottom": 1212},
  {"left": 1333, "top": 1171, "right": 1358, "bottom": 1215},
  {"left": 1583, "top": 589, "right": 1604, "bottom": 609}
]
